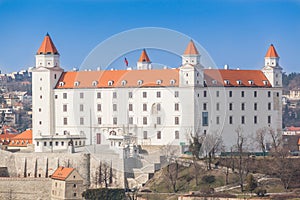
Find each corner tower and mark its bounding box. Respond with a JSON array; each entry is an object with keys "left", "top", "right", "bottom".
[
  {"left": 137, "top": 49, "right": 152, "bottom": 70},
  {"left": 262, "top": 44, "right": 282, "bottom": 87},
  {"left": 32, "top": 33, "right": 63, "bottom": 152}
]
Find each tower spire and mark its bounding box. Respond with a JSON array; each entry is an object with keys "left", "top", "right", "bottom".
[
  {"left": 37, "top": 33, "right": 59, "bottom": 55},
  {"left": 183, "top": 40, "right": 199, "bottom": 55},
  {"left": 265, "top": 44, "right": 279, "bottom": 58},
  {"left": 138, "top": 49, "right": 151, "bottom": 62}
]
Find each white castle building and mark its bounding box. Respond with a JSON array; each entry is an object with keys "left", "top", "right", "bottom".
[{"left": 32, "top": 34, "right": 282, "bottom": 152}]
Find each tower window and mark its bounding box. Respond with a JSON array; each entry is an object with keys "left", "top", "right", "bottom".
[
  {"left": 143, "top": 117, "right": 147, "bottom": 125},
  {"left": 157, "top": 131, "right": 161, "bottom": 139},
  {"left": 80, "top": 93, "right": 84, "bottom": 99},
  {"left": 63, "top": 93, "right": 67, "bottom": 99},
  {"left": 143, "top": 92, "right": 147, "bottom": 98},
  {"left": 175, "top": 131, "right": 179, "bottom": 139},
  {"left": 241, "top": 91, "right": 245, "bottom": 97},
  {"left": 254, "top": 91, "right": 257, "bottom": 97},
  {"left": 80, "top": 117, "right": 84, "bottom": 125},
  {"left": 113, "top": 92, "right": 117, "bottom": 98},
  {"left": 157, "top": 91, "right": 161, "bottom": 98},
  {"left": 229, "top": 91, "right": 232, "bottom": 97},
  {"left": 54, "top": 74, "right": 57, "bottom": 79},
  {"left": 175, "top": 117, "right": 179, "bottom": 125}
]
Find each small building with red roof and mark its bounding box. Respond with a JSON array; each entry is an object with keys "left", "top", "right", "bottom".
[{"left": 8, "top": 129, "right": 32, "bottom": 150}]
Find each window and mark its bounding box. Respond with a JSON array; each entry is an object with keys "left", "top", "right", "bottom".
[
  {"left": 40, "top": 95, "right": 42, "bottom": 99},
  {"left": 49, "top": 141, "right": 52, "bottom": 146},
  {"left": 254, "top": 116, "right": 257, "bottom": 124},
  {"left": 241, "top": 116, "right": 245, "bottom": 124},
  {"left": 121, "top": 80, "right": 127, "bottom": 86},
  {"left": 254, "top": 91, "right": 257, "bottom": 98},
  {"left": 39, "top": 121, "right": 42, "bottom": 125},
  {"left": 268, "top": 102, "right": 271, "bottom": 110},
  {"left": 143, "top": 92, "right": 147, "bottom": 98},
  {"left": 108, "top": 80, "right": 114, "bottom": 86},
  {"left": 175, "top": 103, "right": 179, "bottom": 111},
  {"left": 216, "top": 91, "right": 219, "bottom": 97},
  {"left": 63, "top": 104, "right": 67, "bottom": 112},
  {"left": 143, "top": 117, "right": 147, "bottom": 125},
  {"left": 157, "top": 91, "right": 161, "bottom": 98},
  {"left": 229, "top": 103, "right": 233, "bottom": 111},
  {"left": 80, "top": 117, "right": 84, "bottom": 125},
  {"left": 74, "top": 81, "right": 80, "bottom": 87},
  {"left": 137, "top": 80, "right": 143, "bottom": 85},
  {"left": 216, "top": 116, "right": 220, "bottom": 125},
  {"left": 113, "top": 92, "right": 117, "bottom": 98},
  {"left": 63, "top": 117, "right": 68, "bottom": 125},
  {"left": 268, "top": 116, "right": 271, "bottom": 124},
  {"left": 202, "top": 112, "right": 208, "bottom": 126},
  {"left": 157, "top": 103, "right": 161, "bottom": 111},
  {"left": 157, "top": 117, "right": 161, "bottom": 125},
  {"left": 203, "top": 103, "right": 207, "bottom": 110},
  {"left": 55, "top": 95, "right": 58, "bottom": 99},
  {"left": 113, "top": 117, "right": 117, "bottom": 125},
  {"left": 143, "top": 104, "right": 147, "bottom": 111},
  {"left": 241, "top": 103, "right": 245, "bottom": 111},
  {"left": 156, "top": 80, "right": 162, "bottom": 85},
  {"left": 97, "top": 92, "right": 101, "bottom": 99},
  {"left": 216, "top": 103, "right": 220, "bottom": 111},
  {"left": 129, "top": 117, "right": 133, "bottom": 125},
  {"left": 113, "top": 104, "right": 117, "bottom": 111},
  {"left": 241, "top": 91, "right": 245, "bottom": 97},
  {"left": 61, "top": 141, "right": 64, "bottom": 146},
  {"left": 80, "top": 104, "right": 84, "bottom": 112},
  {"left": 44, "top": 142, "right": 47, "bottom": 146},
  {"left": 37, "top": 142, "right": 39, "bottom": 146},
  {"left": 129, "top": 104, "right": 133, "bottom": 111},
  {"left": 254, "top": 103, "right": 257, "bottom": 111},
  {"left": 73, "top": 184, "right": 76, "bottom": 188},
  {"left": 80, "top": 92, "right": 84, "bottom": 99},
  {"left": 92, "top": 81, "right": 98, "bottom": 86},
  {"left": 277, "top": 92, "right": 279, "bottom": 97},
  {"left": 203, "top": 90, "right": 207, "bottom": 97},
  {"left": 175, "top": 131, "right": 179, "bottom": 139},
  {"left": 175, "top": 117, "right": 179, "bottom": 125},
  {"left": 39, "top": 108, "right": 42, "bottom": 112},
  {"left": 229, "top": 91, "right": 232, "bottom": 97},
  {"left": 229, "top": 116, "right": 233, "bottom": 124},
  {"left": 129, "top": 92, "right": 133, "bottom": 98},
  {"left": 170, "top": 79, "right": 176, "bottom": 85},
  {"left": 98, "top": 117, "right": 102, "bottom": 125},
  {"left": 73, "top": 193, "right": 77, "bottom": 197},
  {"left": 174, "top": 91, "right": 179, "bottom": 97},
  {"left": 63, "top": 93, "right": 67, "bottom": 99},
  {"left": 268, "top": 91, "right": 271, "bottom": 97},
  {"left": 143, "top": 131, "right": 147, "bottom": 139},
  {"left": 59, "top": 82, "right": 64, "bottom": 87},
  {"left": 97, "top": 104, "right": 101, "bottom": 112},
  {"left": 157, "top": 131, "right": 161, "bottom": 139}
]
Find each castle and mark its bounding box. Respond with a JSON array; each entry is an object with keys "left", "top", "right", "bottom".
[{"left": 32, "top": 34, "right": 282, "bottom": 153}]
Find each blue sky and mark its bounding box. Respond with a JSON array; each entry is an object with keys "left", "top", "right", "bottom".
[{"left": 0, "top": 0, "right": 299, "bottom": 73}]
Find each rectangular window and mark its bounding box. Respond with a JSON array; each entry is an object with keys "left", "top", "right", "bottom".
[
  {"left": 268, "top": 102, "right": 271, "bottom": 110},
  {"left": 97, "top": 92, "right": 101, "bottom": 99},
  {"left": 216, "top": 103, "right": 220, "bottom": 111},
  {"left": 157, "top": 91, "right": 161, "bottom": 98},
  {"left": 44, "top": 142, "right": 47, "bottom": 146},
  {"left": 98, "top": 117, "right": 102, "bottom": 125},
  {"left": 229, "top": 116, "right": 233, "bottom": 124},
  {"left": 80, "top": 92, "right": 84, "bottom": 99},
  {"left": 143, "top": 117, "right": 147, "bottom": 125},
  {"left": 80, "top": 117, "right": 84, "bottom": 125},
  {"left": 216, "top": 116, "right": 220, "bottom": 124},
  {"left": 157, "top": 117, "right": 161, "bottom": 125},
  {"left": 241, "top": 91, "right": 245, "bottom": 97},
  {"left": 202, "top": 112, "right": 208, "bottom": 126},
  {"left": 63, "top": 104, "right": 67, "bottom": 112},
  {"left": 113, "top": 92, "right": 117, "bottom": 98},
  {"left": 55, "top": 95, "right": 58, "bottom": 99},
  {"left": 175, "top": 91, "right": 179, "bottom": 97},
  {"left": 61, "top": 141, "right": 64, "bottom": 146},
  {"left": 229, "top": 91, "right": 232, "bottom": 97},
  {"left": 113, "top": 104, "right": 117, "bottom": 111},
  {"left": 203, "top": 90, "right": 207, "bottom": 97},
  {"left": 175, "top": 131, "right": 179, "bottom": 139},
  {"left": 254, "top": 103, "right": 257, "bottom": 111},
  {"left": 254, "top": 116, "right": 257, "bottom": 124},
  {"left": 175, "top": 103, "right": 179, "bottom": 111},
  {"left": 157, "top": 131, "right": 161, "bottom": 139},
  {"left": 63, "top": 93, "right": 67, "bottom": 99},
  {"left": 157, "top": 103, "right": 161, "bottom": 111},
  {"left": 203, "top": 103, "right": 207, "bottom": 111},
  {"left": 129, "top": 117, "right": 133, "bottom": 125},
  {"left": 113, "top": 117, "right": 117, "bottom": 125},
  {"left": 229, "top": 103, "right": 233, "bottom": 111},
  {"left": 143, "top": 104, "right": 147, "bottom": 111},
  {"left": 254, "top": 91, "right": 257, "bottom": 98},
  {"left": 143, "top": 92, "right": 147, "bottom": 98},
  {"left": 175, "top": 117, "right": 179, "bottom": 125},
  {"left": 241, "top": 116, "right": 245, "bottom": 124},
  {"left": 216, "top": 91, "right": 219, "bottom": 97},
  {"left": 143, "top": 131, "right": 147, "bottom": 139},
  {"left": 97, "top": 104, "right": 101, "bottom": 112},
  {"left": 129, "top": 104, "right": 133, "bottom": 111},
  {"left": 268, "top": 115, "right": 271, "bottom": 124},
  {"left": 63, "top": 117, "right": 68, "bottom": 125},
  {"left": 80, "top": 104, "right": 84, "bottom": 112},
  {"left": 128, "top": 92, "right": 133, "bottom": 98},
  {"left": 241, "top": 103, "right": 245, "bottom": 111},
  {"left": 268, "top": 91, "right": 271, "bottom": 97}
]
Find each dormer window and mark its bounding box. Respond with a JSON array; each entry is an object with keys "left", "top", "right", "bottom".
[
  {"left": 236, "top": 80, "right": 242, "bottom": 85},
  {"left": 137, "top": 80, "right": 143, "bottom": 86},
  {"left": 59, "top": 82, "right": 65, "bottom": 87},
  {"left": 170, "top": 79, "right": 176, "bottom": 85},
  {"left": 156, "top": 80, "right": 162, "bottom": 85},
  {"left": 74, "top": 81, "right": 80, "bottom": 87},
  {"left": 121, "top": 80, "right": 127, "bottom": 86},
  {"left": 248, "top": 80, "right": 254, "bottom": 85},
  {"left": 212, "top": 80, "right": 217, "bottom": 85},
  {"left": 92, "top": 81, "right": 98, "bottom": 86},
  {"left": 224, "top": 80, "right": 230, "bottom": 85},
  {"left": 263, "top": 80, "right": 268, "bottom": 86},
  {"left": 108, "top": 80, "right": 114, "bottom": 86}
]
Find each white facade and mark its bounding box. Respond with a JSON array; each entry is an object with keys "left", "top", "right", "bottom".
[{"left": 32, "top": 36, "right": 282, "bottom": 152}]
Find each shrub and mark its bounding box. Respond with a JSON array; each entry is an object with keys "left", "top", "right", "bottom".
[{"left": 201, "top": 175, "right": 216, "bottom": 184}]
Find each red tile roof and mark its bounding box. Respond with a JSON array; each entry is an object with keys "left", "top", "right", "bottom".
[
  {"left": 298, "top": 138, "right": 300, "bottom": 145},
  {"left": 37, "top": 33, "right": 59, "bottom": 55},
  {"left": 8, "top": 129, "right": 32, "bottom": 147},
  {"left": 184, "top": 40, "right": 199, "bottom": 55},
  {"left": 265, "top": 44, "right": 279, "bottom": 58},
  {"left": 285, "top": 126, "right": 300, "bottom": 131},
  {"left": 51, "top": 167, "right": 74, "bottom": 181},
  {"left": 204, "top": 69, "right": 272, "bottom": 87},
  {"left": 138, "top": 49, "right": 151, "bottom": 62}
]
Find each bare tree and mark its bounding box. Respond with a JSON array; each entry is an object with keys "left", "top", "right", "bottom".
[
  {"left": 268, "top": 128, "right": 282, "bottom": 152},
  {"left": 202, "top": 133, "right": 222, "bottom": 170},
  {"left": 255, "top": 127, "right": 267, "bottom": 156}
]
